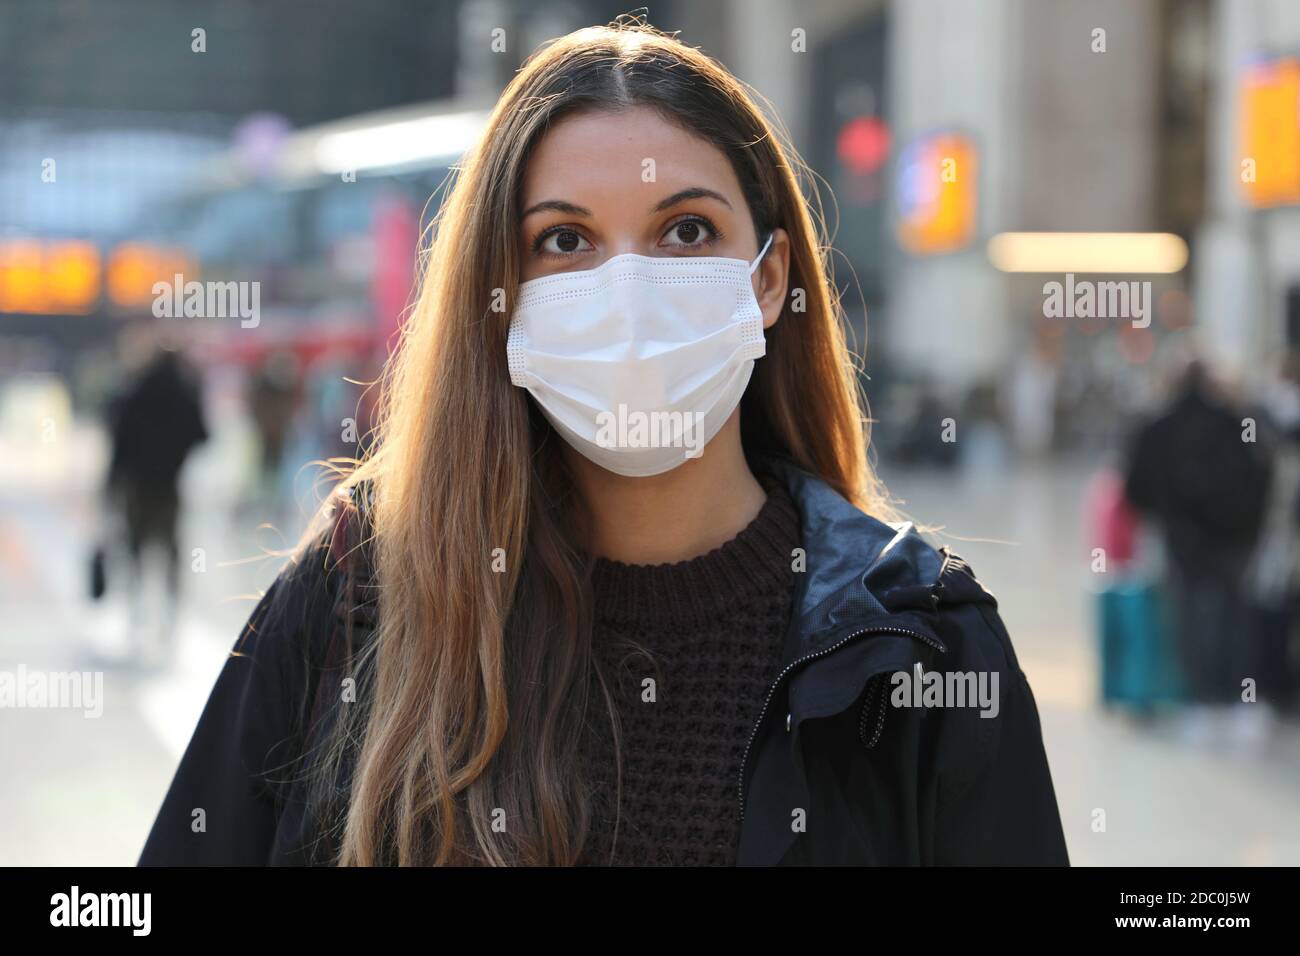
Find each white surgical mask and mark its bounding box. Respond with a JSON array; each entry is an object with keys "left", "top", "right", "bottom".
[{"left": 507, "top": 234, "right": 773, "bottom": 477}]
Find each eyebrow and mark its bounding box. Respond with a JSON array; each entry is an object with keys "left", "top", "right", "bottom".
[
  {"left": 518, "top": 186, "right": 733, "bottom": 222},
  {"left": 519, "top": 199, "right": 591, "bottom": 220},
  {"left": 651, "top": 187, "right": 733, "bottom": 213}
]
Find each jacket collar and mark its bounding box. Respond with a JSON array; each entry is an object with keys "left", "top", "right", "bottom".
[
  {"left": 762, "top": 456, "right": 1002, "bottom": 732},
  {"left": 766, "top": 456, "right": 954, "bottom": 658},
  {"left": 736, "top": 458, "right": 988, "bottom": 866},
  {"left": 738, "top": 455, "right": 972, "bottom": 868}
]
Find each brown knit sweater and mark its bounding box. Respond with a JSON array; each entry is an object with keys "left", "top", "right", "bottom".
[{"left": 576, "top": 473, "right": 802, "bottom": 865}]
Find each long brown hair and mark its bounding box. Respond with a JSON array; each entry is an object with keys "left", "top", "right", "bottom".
[{"left": 313, "top": 16, "right": 892, "bottom": 866}]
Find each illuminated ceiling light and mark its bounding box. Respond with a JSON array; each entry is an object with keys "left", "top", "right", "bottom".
[
  {"left": 987, "top": 232, "right": 1189, "bottom": 273},
  {"left": 313, "top": 111, "right": 486, "bottom": 175}
]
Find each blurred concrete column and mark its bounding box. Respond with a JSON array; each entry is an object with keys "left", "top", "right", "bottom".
[
  {"left": 716, "top": 0, "right": 811, "bottom": 152},
  {"left": 887, "top": 0, "right": 1165, "bottom": 391},
  {"left": 886, "top": 0, "right": 1022, "bottom": 391}
]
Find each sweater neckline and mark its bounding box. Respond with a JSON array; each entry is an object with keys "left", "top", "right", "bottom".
[{"left": 588, "top": 474, "right": 801, "bottom": 629}]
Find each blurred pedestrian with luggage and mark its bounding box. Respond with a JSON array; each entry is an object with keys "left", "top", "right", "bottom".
[{"left": 1122, "top": 352, "right": 1274, "bottom": 742}]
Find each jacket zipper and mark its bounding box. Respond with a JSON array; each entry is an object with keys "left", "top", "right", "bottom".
[
  {"left": 858, "top": 671, "right": 890, "bottom": 749},
  {"left": 737, "top": 624, "right": 943, "bottom": 821}
]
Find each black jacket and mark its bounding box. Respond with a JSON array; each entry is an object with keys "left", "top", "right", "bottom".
[
  {"left": 1123, "top": 384, "right": 1273, "bottom": 570},
  {"left": 108, "top": 351, "right": 208, "bottom": 495},
  {"left": 139, "top": 457, "right": 1069, "bottom": 866}
]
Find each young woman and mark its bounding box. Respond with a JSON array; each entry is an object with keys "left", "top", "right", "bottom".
[{"left": 139, "top": 19, "right": 1068, "bottom": 867}]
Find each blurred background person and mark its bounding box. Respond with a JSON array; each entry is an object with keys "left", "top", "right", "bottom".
[
  {"left": 1243, "top": 351, "right": 1300, "bottom": 717},
  {"left": 244, "top": 349, "right": 302, "bottom": 525},
  {"left": 103, "top": 340, "right": 208, "bottom": 661},
  {"left": 1122, "top": 350, "right": 1274, "bottom": 743},
  {"left": 1004, "top": 323, "right": 1064, "bottom": 460}
]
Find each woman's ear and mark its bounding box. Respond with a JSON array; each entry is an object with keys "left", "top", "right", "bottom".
[{"left": 754, "top": 228, "right": 790, "bottom": 330}]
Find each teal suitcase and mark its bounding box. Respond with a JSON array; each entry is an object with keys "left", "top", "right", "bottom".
[{"left": 1096, "top": 578, "right": 1187, "bottom": 710}]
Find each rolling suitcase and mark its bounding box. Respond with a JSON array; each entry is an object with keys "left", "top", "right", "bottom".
[{"left": 1096, "top": 577, "right": 1186, "bottom": 712}]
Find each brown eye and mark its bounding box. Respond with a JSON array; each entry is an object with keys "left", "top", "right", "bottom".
[
  {"left": 660, "top": 216, "right": 718, "bottom": 249},
  {"left": 537, "top": 228, "right": 593, "bottom": 256}
]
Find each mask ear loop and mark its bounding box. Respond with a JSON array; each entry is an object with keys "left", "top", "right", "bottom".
[{"left": 748, "top": 232, "right": 775, "bottom": 275}]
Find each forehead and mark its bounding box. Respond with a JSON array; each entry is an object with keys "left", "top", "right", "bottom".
[{"left": 519, "top": 106, "right": 742, "bottom": 205}]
